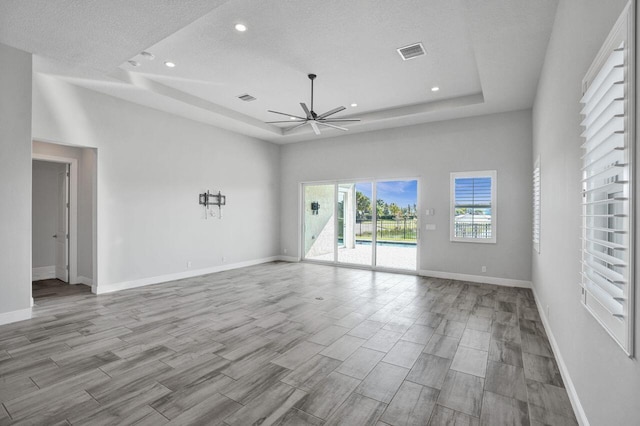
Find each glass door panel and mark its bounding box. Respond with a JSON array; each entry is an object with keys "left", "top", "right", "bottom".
[
  {"left": 303, "top": 184, "right": 335, "bottom": 261},
  {"left": 375, "top": 180, "right": 418, "bottom": 270},
  {"left": 337, "top": 182, "right": 373, "bottom": 266}
]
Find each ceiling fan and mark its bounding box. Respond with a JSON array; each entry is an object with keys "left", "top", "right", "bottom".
[{"left": 266, "top": 74, "right": 360, "bottom": 135}]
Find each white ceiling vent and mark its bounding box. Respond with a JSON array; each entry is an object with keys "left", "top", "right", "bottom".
[
  {"left": 397, "top": 42, "right": 426, "bottom": 61},
  {"left": 237, "top": 94, "right": 257, "bottom": 102}
]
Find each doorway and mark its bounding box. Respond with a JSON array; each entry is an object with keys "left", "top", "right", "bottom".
[
  {"left": 32, "top": 160, "right": 70, "bottom": 282},
  {"left": 302, "top": 178, "right": 418, "bottom": 271},
  {"left": 32, "top": 141, "right": 97, "bottom": 299}
]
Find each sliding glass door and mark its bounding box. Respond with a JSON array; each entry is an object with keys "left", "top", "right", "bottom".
[
  {"left": 302, "top": 179, "right": 417, "bottom": 271},
  {"left": 337, "top": 182, "right": 373, "bottom": 266},
  {"left": 375, "top": 180, "right": 418, "bottom": 270},
  {"left": 303, "top": 184, "right": 335, "bottom": 262}
]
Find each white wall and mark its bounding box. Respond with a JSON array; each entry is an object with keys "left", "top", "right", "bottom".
[
  {"left": 32, "top": 160, "right": 65, "bottom": 269},
  {"left": 32, "top": 74, "right": 281, "bottom": 293},
  {"left": 32, "top": 141, "right": 97, "bottom": 283},
  {"left": 532, "top": 0, "right": 640, "bottom": 425},
  {"left": 280, "top": 110, "right": 533, "bottom": 284},
  {"left": 0, "top": 43, "right": 32, "bottom": 315},
  {"left": 79, "top": 147, "right": 97, "bottom": 282}
]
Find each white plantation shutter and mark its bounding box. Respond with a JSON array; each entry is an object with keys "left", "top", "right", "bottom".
[
  {"left": 579, "top": 2, "right": 634, "bottom": 356},
  {"left": 533, "top": 157, "right": 541, "bottom": 253},
  {"left": 450, "top": 170, "right": 497, "bottom": 243}
]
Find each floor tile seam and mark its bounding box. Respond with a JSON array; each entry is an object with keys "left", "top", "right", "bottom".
[
  {"left": 352, "top": 388, "right": 392, "bottom": 407},
  {"left": 403, "top": 376, "right": 445, "bottom": 391},
  {"left": 1, "top": 402, "right": 13, "bottom": 421}
]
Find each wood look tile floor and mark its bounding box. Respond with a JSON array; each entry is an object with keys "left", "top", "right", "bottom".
[{"left": 0, "top": 262, "right": 578, "bottom": 425}]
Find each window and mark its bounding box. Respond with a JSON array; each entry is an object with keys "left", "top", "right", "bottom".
[
  {"left": 533, "top": 157, "right": 541, "bottom": 253},
  {"left": 450, "top": 170, "right": 496, "bottom": 243},
  {"left": 580, "top": 2, "right": 634, "bottom": 355}
]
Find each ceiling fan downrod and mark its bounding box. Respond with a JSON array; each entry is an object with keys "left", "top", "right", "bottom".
[{"left": 308, "top": 73, "right": 316, "bottom": 118}]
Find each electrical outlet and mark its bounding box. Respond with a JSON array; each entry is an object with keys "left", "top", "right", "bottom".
[
  {"left": 187, "top": 261, "right": 192, "bottom": 269},
  {"left": 283, "top": 248, "right": 288, "bottom": 254},
  {"left": 481, "top": 266, "right": 487, "bottom": 273}
]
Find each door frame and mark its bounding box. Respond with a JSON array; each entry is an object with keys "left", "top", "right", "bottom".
[
  {"left": 32, "top": 154, "right": 79, "bottom": 284},
  {"left": 300, "top": 177, "right": 421, "bottom": 273}
]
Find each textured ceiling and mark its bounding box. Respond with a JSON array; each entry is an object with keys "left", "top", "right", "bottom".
[{"left": 0, "top": 0, "right": 559, "bottom": 143}]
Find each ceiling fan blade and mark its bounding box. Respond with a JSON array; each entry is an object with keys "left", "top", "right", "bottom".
[
  {"left": 317, "top": 122, "right": 348, "bottom": 131},
  {"left": 309, "top": 121, "right": 321, "bottom": 135},
  {"left": 317, "top": 106, "right": 346, "bottom": 120},
  {"left": 266, "top": 120, "right": 306, "bottom": 124},
  {"left": 319, "top": 119, "right": 361, "bottom": 122},
  {"left": 283, "top": 122, "right": 309, "bottom": 133},
  {"left": 267, "top": 110, "right": 307, "bottom": 120},
  {"left": 300, "top": 103, "right": 312, "bottom": 119}
]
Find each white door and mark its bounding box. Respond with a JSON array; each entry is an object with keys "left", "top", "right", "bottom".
[{"left": 55, "top": 166, "right": 69, "bottom": 282}]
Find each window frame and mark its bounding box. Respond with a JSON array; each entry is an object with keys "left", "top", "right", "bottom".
[{"left": 450, "top": 170, "right": 497, "bottom": 244}]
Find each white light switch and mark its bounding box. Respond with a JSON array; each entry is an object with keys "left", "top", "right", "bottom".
[
  {"left": 425, "top": 224, "right": 436, "bottom": 230},
  {"left": 425, "top": 209, "right": 435, "bottom": 216}
]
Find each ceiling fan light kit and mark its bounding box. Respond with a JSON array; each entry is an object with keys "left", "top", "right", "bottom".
[{"left": 266, "top": 74, "right": 360, "bottom": 135}]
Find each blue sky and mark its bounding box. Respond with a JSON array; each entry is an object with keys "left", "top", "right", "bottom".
[{"left": 356, "top": 180, "right": 418, "bottom": 206}]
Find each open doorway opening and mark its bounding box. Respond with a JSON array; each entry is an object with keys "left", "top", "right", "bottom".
[
  {"left": 32, "top": 141, "right": 96, "bottom": 300},
  {"left": 32, "top": 160, "right": 69, "bottom": 282}
]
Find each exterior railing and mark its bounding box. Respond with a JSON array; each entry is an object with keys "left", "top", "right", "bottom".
[
  {"left": 454, "top": 222, "right": 492, "bottom": 238},
  {"left": 355, "top": 218, "right": 417, "bottom": 242}
]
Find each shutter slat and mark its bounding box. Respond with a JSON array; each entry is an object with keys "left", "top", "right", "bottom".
[
  {"left": 581, "top": 79, "right": 624, "bottom": 116},
  {"left": 585, "top": 248, "right": 627, "bottom": 266},
  {"left": 580, "top": 96, "right": 624, "bottom": 129},
  {"left": 583, "top": 237, "right": 626, "bottom": 250},
  {"left": 580, "top": 48, "right": 624, "bottom": 104},
  {"left": 581, "top": 115, "right": 624, "bottom": 140},
  {"left": 582, "top": 261, "right": 626, "bottom": 284},
  {"left": 584, "top": 271, "right": 625, "bottom": 301},
  {"left": 585, "top": 282, "right": 624, "bottom": 315}
]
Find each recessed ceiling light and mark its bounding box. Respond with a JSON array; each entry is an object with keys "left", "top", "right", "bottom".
[
  {"left": 164, "top": 61, "right": 176, "bottom": 68},
  {"left": 140, "top": 51, "right": 155, "bottom": 60},
  {"left": 431, "top": 86, "right": 440, "bottom": 92},
  {"left": 127, "top": 60, "right": 140, "bottom": 67},
  {"left": 290, "top": 116, "right": 297, "bottom": 120},
  {"left": 351, "top": 103, "right": 358, "bottom": 107},
  {"left": 235, "top": 23, "right": 247, "bottom": 32}
]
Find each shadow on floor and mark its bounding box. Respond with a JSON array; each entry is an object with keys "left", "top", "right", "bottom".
[{"left": 32, "top": 279, "right": 92, "bottom": 300}]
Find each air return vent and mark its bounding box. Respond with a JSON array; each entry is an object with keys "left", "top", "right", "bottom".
[
  {"left": 237, "top": 93, "right": 257, "bottom": 102},
  {"left": 397, "top": 42, "right": 425, "bottom": 61}
]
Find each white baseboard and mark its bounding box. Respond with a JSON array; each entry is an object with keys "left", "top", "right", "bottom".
[
  {"left": 75, "top": 276, "right": 93, "bottom": 286},
  {"left": 418, "top": 269, "right": 532, "bottom": 288},
  {"left": 32, "top": 266, "right": 55, "bottom": 281},
  {"left": 0, "top": 307, "right": 32, "bottom": 326},
  {"left": 531, "top": 286, "right": 588, "bottom": 426},
  {"left": 95, "top": 256, "right": 281, "bottom": 295},
  {"left": 277, "top": 255, "right": 300, "bottom": 262}
]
